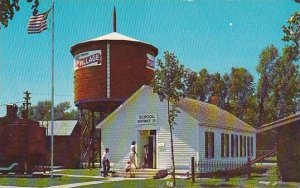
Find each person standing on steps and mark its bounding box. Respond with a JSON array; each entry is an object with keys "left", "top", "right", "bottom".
[
  {"left": 130, "top": 141, "right": 138, "bottom": 169},
  {"left": 142, "top": 144, "right": 149, "bottom": 168}
]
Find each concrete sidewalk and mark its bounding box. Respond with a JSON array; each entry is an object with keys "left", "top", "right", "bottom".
[
  {"left": 49, "top": 181, "right": 103, "bottom": 188},
  {"left": 47, "top": 176, "right": 144, "bottom": 188},
  {"left": 52, "top": 173, "right": 103, "bottom": 179}
]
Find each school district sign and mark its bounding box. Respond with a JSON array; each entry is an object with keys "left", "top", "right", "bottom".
[{"left": 136, "top": 114, "right": 157, "bottom": 125}]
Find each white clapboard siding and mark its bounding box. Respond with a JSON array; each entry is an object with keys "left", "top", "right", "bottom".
[
  {"left": 156, "top": 102, "right": 199, "bottom": 170},
  {"left": 198, "top": 125, "right": 256, "bottom": 172},
  {"left": 101, "top": 86, "right": 165, "bottom": 169},
  {"left": 99, "top": 85, "right": 256, "bottom": 171}
]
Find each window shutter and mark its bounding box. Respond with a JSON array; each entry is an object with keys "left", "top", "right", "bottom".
[
  {"left": 221, "top": 133, "right": 224, "bottom": 157},
  {"left": 212, "top": 133, "right": 215, "bottom": 158},
  {"left": 205, "top": 132, "right": 208, "bottom": 158}
]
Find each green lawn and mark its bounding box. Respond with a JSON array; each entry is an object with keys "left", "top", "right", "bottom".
[
  {"left": 80, "top": 176, "right": 300, "bottom": 188},
  {"left": 56, "top": 168, "right": 101, "bottom": 176},
  {"left": 263, "top": 156, "right": 277, "bottom": 163},
  {"left": 0, "top": 166, "right": 299, "bottom": 187},
  {"left": 0, "top": 176, "right": 102, "bottom": 187}
]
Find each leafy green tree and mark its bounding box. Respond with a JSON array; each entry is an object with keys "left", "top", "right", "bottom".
[
  {"left": 21, "top": 100, "right": 78, "bottom": 121},
  {"left": 271, "top": 46, "right": 300, "bottom": 119},
  {"left": 221, "top": 73, "right": 230, "bottom": 110},
  {"left": 256, "top": 45, "right": 278, "bottom": 126},
  {"left": 282, "top": 11, "right": 300, "bottom": 115},
  {"left": 283, "top": 12, "right": 300, "bottom": 56},
  {"left": 152, "top": 51, "right": 187, "bottom": 186},
  {"left": 228, "top": 67, "right": 256, "bottom": 124},
  {"left": 31, "top": 100, "right": 51, "bottom": 121},
  {"left": 185, "top": 68, "right": 210, "bottom": 102},
  {"left": 0, "top": 0, "right": 39, "bottom": 28},
  {"left": 62, "top": 109, "right": 79, "bottom": 120},
  {"left": 209, "top": 73, "right": 229, "bottom": 109},
  {"left": 55, "top": 101, "right": 71, "bottom": 120}
]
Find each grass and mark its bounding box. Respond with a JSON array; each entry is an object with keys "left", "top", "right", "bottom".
[
  {"left": 262, "top": 156, "right": 277, "bottom": 163},
  {"left": 56, "top": 168, "right": 101, "bottom": 176},
  {"left": 0, "top": 176, "right": 101, "bottom": 187},
  {"left": 0, "top": 166, "right": 300, "bottom": 187}
]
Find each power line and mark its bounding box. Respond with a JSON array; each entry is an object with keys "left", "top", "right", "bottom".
[
  {"left": 31, "top": 92, "right": 73, "bottom": 97},
  {"left": 0, "top": 101, "right": 25, "bottom": 107}
]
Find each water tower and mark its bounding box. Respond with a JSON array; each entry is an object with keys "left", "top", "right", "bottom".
[{"left": 70, "top": 8, "right": 158, "bottom": 167}]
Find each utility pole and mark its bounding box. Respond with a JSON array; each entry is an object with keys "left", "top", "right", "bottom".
[{"left": 23, "top": 90, "right": 31, "bottom": 119}]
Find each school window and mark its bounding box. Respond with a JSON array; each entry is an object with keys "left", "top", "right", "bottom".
[
  {"left": 231, "top": 134, "right": 238, "bottom": 158},
  {"left": 235, "top": 135, "right": 239, "bottom": 157},
  {"left": 231, "top": 134, "right": 234, "bottom": 158},
  {"left": 240, "top": 135, "right": 243, "bottom": 157},
  {"left": 247, "top": 136, "right": 251, "bottom": 157},
  {"left": 243, "top": 136, "right": 247, "bottom": 157},
  {"left": 221, "top": 133, "right": 229, "bottom": 157},
  {"left": 205, "top": 132, "right": 214, "bottom": 158},
  {"left": 250, "top": 137, "right": 254, "bottom": 157}
]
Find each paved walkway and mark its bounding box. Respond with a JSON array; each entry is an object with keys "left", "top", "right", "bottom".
[
  {"left": 48, "top": 181, "right": 104, "bottom": 188},
  {"left": 49, "top": 176, "right": 144, "bottom": 188},
  {"left": 52, "top": 173, "right": 103, "bottom": 179}
]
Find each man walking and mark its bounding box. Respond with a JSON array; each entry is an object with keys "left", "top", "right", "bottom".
[{"left": 102, "top": 148, "right": 110, "bottom": 177}]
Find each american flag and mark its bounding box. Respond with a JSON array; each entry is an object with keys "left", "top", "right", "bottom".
[{"left": 27, "top": 10, "right": 50, "bottom": 34}]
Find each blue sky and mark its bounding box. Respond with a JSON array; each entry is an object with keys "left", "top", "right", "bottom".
[{"left": 0, "top": 0, "right": 299, "bottom": 116}]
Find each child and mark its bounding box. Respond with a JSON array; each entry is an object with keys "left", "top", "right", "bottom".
[{"left": 125, "top": 160, "right": 131, "bottom": 177}]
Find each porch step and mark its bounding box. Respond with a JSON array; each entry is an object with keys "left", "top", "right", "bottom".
[{"left": 115, "top": 168, "right": 168, "bottom": 179}]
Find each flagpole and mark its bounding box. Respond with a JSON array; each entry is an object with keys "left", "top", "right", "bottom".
[{"left": 50, "top": 0, "right": 55, "bottom": 179}]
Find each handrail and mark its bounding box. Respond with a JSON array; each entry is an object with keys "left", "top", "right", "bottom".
[
  {"left": 233, "top": 146, "right": 277, "bottom": 173},
  {"left": 0, "top": 163, "right": 18, "bottom": 171}
]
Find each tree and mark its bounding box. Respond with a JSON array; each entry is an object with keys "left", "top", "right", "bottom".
[
  {"left": 282, "top": 11, "right": 300, "bottom": 61},
  {"left": 228, "top": 67, "right": 256, "bottom": 124},
  {"left": 31, "top": 100, "right": 51, "bottom": 121},
  {"left": 256, "top": 45, "right": 278, "bottom": 126},
  {"left": 209, "top": 73, "right": 229, "bottom": 109},
  {"left": 0, "top": 0, "right": 39, "bottom": 28},
  {"left": 185, "top": 68, "right": 210, "bottom": 102},
  {"left": 21, "top": 100, "right": 78, "bottom": 121},
  {"left": 271, "top": 46, "right": 300, "bottom": 119},
  {"left": 282, "top": 11, "right": 300, "bottom": 115},
  {"left": 55, "top": 101, "right": 71, "bottom": 120},
  {"left": 62, "top": 109, "right": 79, "bottom": 120},
  {"left": 152, "top": 51, "right": 187, "bottom": 186}
]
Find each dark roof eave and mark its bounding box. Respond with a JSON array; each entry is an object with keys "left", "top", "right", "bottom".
[
  {"left": 199, "top": 122, "right": 257, "bottom": 134},
  {"left": 258, "top": 113, "right": 300, "bottom": 133}
]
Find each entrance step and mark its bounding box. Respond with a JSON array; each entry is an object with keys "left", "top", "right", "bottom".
[{"left": 115, "top": 168, "right": 168, "bottom": 179}]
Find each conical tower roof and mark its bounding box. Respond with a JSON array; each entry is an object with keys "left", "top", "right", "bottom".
[{"left": 71, "top": 32, "right": 158, "bottom": 55}]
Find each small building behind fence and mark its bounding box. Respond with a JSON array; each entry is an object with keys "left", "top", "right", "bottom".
[
  {"left": 258, "top": 113, "right": 300, "bottom": 182},
  {"left": 40, "top": 120, "right": 81, "bottom": 168}
]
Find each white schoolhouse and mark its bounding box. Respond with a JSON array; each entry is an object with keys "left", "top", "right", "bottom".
[{"left": 96, "top": 85, "right": 257, "bottom": 172}]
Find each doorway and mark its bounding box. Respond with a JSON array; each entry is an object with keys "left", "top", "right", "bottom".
[{"left": 138, "top": 130, "right": 156, "bottom": 169}]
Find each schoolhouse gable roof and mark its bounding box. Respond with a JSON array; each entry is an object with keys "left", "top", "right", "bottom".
[
  {"left": 97, "top": 85, "right": 257, "bottom": 133},
  {"left": 96, "top": 85, "right": 149, "bottom": 129},
  {"left": 177, "top": 98, "right": 257, "bottom": 133}
]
